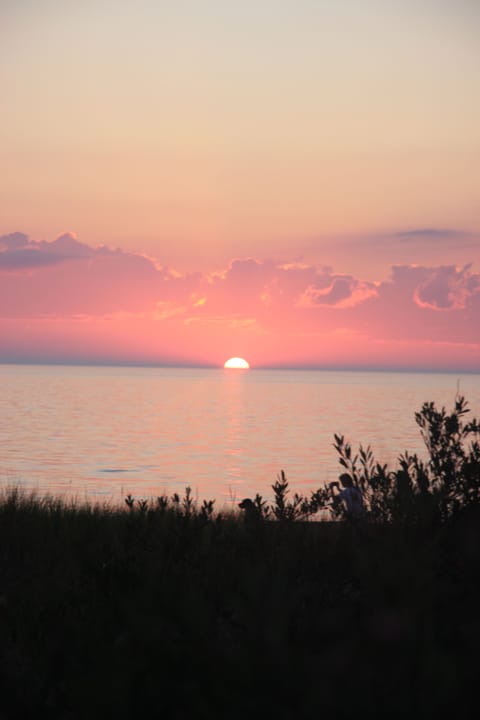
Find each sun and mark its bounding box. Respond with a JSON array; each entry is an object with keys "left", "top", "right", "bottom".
[{"left": 224, "top": 357, "right": 250, "bottom": 369}]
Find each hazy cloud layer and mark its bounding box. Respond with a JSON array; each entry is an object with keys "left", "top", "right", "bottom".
[
  {"left": 1, "top": 233, "right": 479, "bottom": 367},
  {"left": 389, "top": 228, "right": 469, "bottom": 242}
]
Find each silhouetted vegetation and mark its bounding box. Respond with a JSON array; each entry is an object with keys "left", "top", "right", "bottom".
[{"left": 0, "top": 395, "right": 479, "bottom": 717}]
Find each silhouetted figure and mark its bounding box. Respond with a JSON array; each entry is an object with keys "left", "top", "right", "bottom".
[
  {"left": 238, "top": 498, "right": 261, "bottom": 524},
  {"left": 330, "top": 474, "right": 364, "bottom": 520}
]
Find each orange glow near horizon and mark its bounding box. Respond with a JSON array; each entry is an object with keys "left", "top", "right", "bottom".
[{"left": 224, "top": 357, "right": 250, "bottom": 369}]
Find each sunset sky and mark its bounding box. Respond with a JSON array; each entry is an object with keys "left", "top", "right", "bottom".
[{"left": 1, "top": 0, "right": 479, "bottom": 370}]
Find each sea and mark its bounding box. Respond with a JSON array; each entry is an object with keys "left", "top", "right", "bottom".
[{"left": 1, "top": 364, "right": 479, "bottom": 509}]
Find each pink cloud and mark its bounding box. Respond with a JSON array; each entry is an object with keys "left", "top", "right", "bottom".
[
  {"left": 0, "top": 233, "right": 173, "bottom": 317},
  {"left": 1, "top": 233, "right": 479, "bottom": 370},
  {"left": 413, "top": 264, "right": 480, "bottom": 310},
  {"left": 297, "top": 276, "right": 377, "bottom": 308}
]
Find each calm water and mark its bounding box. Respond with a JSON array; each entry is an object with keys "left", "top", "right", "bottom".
[{"left": 1, "top": 364, "right": 479, "bottom": 508}]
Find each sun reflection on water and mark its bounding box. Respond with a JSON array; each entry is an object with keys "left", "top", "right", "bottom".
[{"left": 1, "top": 365, "right": 479, "bottom": 509}]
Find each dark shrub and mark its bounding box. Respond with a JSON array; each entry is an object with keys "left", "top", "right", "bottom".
[{"left": 321, "top": 394, "right": 480, "bottom": 525}]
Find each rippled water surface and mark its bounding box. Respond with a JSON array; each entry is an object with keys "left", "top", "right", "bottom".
[{"left": 1, "top": 364, "right": 479, "bottom": 507}]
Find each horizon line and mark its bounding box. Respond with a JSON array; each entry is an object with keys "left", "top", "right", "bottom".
[{"left": 0, "top": 359, "right": 479, "bottom": 376}]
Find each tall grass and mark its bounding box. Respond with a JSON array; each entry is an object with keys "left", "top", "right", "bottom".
[{"left": 0, "top": 395, "right": 479, "bottom": 718}]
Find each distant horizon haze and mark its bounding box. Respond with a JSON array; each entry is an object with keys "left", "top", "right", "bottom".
[{"left": 1, "top": 359, "right": 479, "bottom": 376}]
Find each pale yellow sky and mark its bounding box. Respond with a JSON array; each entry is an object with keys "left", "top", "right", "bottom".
[{"left": 1, "top": 0, "right": 479, "bottom": 274}]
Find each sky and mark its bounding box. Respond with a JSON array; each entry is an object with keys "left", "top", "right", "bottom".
[{"left": 1, "top": 0, "right": 479, "bottom": 370}]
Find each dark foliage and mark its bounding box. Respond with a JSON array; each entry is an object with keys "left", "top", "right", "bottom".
[
  {"left": 0, "top": 395, "right": 479, "bottom": 718},
  {"left": 322, "top": 393, "right": 480, "bottom": 525}
]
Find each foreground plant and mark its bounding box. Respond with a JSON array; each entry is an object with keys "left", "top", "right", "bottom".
[{"left": 323, "top": 393, "right": 480, "bottom": 524}]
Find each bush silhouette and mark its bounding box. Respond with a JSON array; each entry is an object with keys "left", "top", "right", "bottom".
[{"left": 319, "top": 393, "right": 480, "bottom": 525}]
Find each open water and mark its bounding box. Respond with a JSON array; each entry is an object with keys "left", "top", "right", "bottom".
[{"left": 1, "top": 364, "right": 479, "bottom": 508}]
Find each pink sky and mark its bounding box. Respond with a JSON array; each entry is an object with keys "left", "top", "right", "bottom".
[{"left": 1, "top": 1, "right": 479, "bottom": 370}]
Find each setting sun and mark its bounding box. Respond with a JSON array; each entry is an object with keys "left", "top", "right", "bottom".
[{"left": 224, "top": 357, "right": 250, "bottom": 369}]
